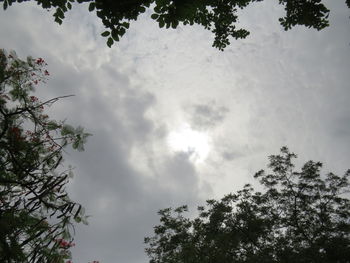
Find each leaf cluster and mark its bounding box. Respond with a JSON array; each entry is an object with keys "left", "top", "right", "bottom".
[
  {"left": 145, "top": 147, "right": 350, "bottom": 263},
  {"left": 3, "top": 0, "right": 347, "bottom": 50}
]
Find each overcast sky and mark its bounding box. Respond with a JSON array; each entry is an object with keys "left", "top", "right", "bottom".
[{"left": 1, "top": 1, "right": 350, "bottom": 263}]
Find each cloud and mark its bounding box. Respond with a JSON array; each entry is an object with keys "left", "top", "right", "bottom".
[
  {"left": 1, "top": 1, "right": 350, "bottom": 263},
  {"left": 188, "top": 101, "right": 229, "bottom": 130}
]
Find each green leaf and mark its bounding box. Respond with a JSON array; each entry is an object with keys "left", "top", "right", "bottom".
[
  {"left": 101, "top": 31, "right": 110, "bottom": 37},
  {"left": 151, "top": 13, "right": 159, "bottom": 19},
  {"left": 111, "top": 30, "right": 119, "bottom": 41},
  {"left": 47, "top": 121, "right": 59, "bottom": 130},
  {"left": 54, "top": 17, "right": 63, "bottom": 25},
  {"left": 119, "top": 27, "right": 126, "bottom": 37},
  {"left": 159, "top": 20, "right": 165, "bottom": 28},
  {"left": 88, "top": 2, "right": 95, "bottom": 12},
  {"left": 72, "top": 140, "right": 79, "bottom": 149},
  {"left": 139, "top": 6, "right": 146, "bottom": 13},
  {"left": 61, "top": 124, "right": 75, "bottom": 135},
  {"left": 107, "top": 37, "right": 114, "bottom": 48},
  {"left": 4, "top": 0, "right": 8, "bottom": 10},
  {"left": 56, "top": 8, "right": 64, "bottom": 19}
]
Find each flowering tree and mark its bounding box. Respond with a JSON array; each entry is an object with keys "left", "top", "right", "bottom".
[{"left": 0, "top": 49, "right": 90, "bottom": 263}]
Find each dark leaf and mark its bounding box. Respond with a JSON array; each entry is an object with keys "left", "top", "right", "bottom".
[{"left": 101, "top": 31, "right": 110, "bottom": 37}]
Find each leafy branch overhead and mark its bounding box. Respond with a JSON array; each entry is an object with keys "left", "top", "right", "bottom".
[{"left": 3, "top": 0, "right": 346, "bottom": 50}]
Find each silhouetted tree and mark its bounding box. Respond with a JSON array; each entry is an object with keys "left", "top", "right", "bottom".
[
  {"left": 145, "top": 147, "right": 350, "bottom": 263},
  {"left": 0, "top": 49, "right": 90, "bottom": 263},
  {"left": 3, "top": 0, "right": 347, "bottom": 50}
]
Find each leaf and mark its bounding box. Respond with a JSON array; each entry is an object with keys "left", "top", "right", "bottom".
[
  {"left": 88, "top": 2, "right": 95, "bottom": 12},
  {"left": 54, "top": 17, "right": 62, "bottom": 25},
  {"left": 119, "top": 27, "right": 126, "bottom": 37},
  {"left": 61, "top": 124, "right": 75, "bottom": 135},
  {"left": 47, "top": 123, "right": 57, "bottom": 131},
  {"left": 56, "top": 8, "right": 64, "bottom": 19},
  {"left": 101, "top": 31, "right": 110, "bottom": 37},
  {"left": 159, "top": 20, "right": 165, "bottom": 28},
  {"left": 107, "top": 37, "right": 114, "bottom": 48},
  {"left": 76, "top": 141, "right": 85, "bottom": 152},
  {"left": 75, "top": 126, "right": 84, "bottom": 134},
  {"left": 72, "top": 140, "right": 79, "bottom": 149},
  {"left": 111, "top": 30, "right": 119, "bottom": 41},
  {"left": 139, "top": 6, "right": 146, "bottom": 13},
  {"left": 151, "top": 13, "right": 159, "bottom": 19}
]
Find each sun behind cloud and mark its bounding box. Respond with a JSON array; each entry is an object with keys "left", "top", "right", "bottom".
[{"left": 167, "top": 123, "right": 211, "bottom": 163}]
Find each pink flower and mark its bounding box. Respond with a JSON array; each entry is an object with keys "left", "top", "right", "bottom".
[
  {"left": 30, "top": 96, "right": 38, "bottom": 102},
  {"left": 55, "top": 238, "right": 76, "bottom": 248}
]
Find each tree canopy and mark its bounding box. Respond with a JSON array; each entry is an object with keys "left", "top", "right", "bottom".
[
  {"left": 0, "top": 49, "right": 90, "bottom": 263},
  {"left": 145, "top": 147, "right": 350, "bottom": 263},
  {"left": 3, "top": 0, "right": 349, "bottom": 50}
]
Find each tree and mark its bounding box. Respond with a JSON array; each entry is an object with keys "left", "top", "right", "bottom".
[
  {"left": 3, "top": 0, "right": 349, "bottom": 50},
  {"left": 0, "top": 49, "right": 91, "bottom": 263},
  {"left": 145, "top": 147, "right": 350, "bottom": 263}
]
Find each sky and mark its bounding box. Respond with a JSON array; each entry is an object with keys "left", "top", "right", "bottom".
[{"left": 1, "top": 1, "right": 350, "bottom": 263}]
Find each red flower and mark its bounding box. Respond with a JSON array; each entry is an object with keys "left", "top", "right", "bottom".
[
  {"left": 36, "top": 58, "right": 45, "bottom": 65},
  {"left": 44, "top": 70, "right": 50, "bottom": 76}
]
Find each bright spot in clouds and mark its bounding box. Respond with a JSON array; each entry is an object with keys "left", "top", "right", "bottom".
[{"left": 167, "top": 124, "right": 211, "bottom": 163}]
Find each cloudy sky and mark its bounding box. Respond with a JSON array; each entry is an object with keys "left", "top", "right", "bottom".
[{"left": 1, "top": 1, "right": 350, "bottom": 262}]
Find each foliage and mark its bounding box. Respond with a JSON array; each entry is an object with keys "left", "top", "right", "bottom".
[
  {"left": 0, "top": 49, "right": 90, "bottom": 263},
  {"left": 145, "top": 147, "right": 350, "bottom": 263},
  {"left": 2, "top": 0, "right": 347, "bottom": 50}
]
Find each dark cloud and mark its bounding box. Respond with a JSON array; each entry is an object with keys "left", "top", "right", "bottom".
[
  {"left": 189, "top": 102, "right": 229, "bottom": 130},
  {"left": 221, "top": 150, "right": 243, "bottom": 161}
]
